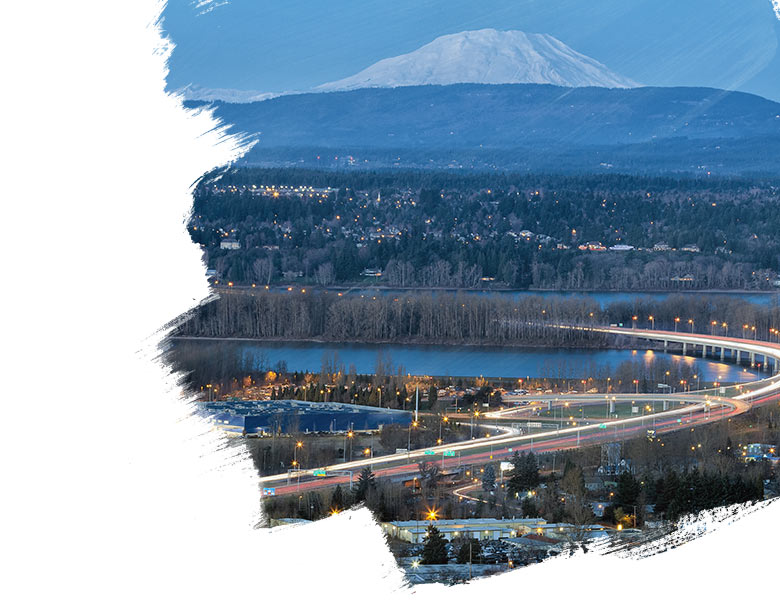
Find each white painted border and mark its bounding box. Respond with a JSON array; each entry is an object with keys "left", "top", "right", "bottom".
[{"left": 3, "top": 1, "right": 777, "bottom": 598}]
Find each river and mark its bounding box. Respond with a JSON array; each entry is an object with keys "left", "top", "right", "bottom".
[{"left": 174, "top": 339, "right": 761, "bottom": 384}]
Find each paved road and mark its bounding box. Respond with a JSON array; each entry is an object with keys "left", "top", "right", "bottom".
[{"left": 259, "top": 327, "right": 780, "bottom": 497}]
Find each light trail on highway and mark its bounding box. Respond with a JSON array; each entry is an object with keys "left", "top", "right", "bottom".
[{"left": 259, "top": 326, "right": 780, "bottom": 497}]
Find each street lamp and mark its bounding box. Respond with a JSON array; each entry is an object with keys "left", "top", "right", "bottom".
[
  {"left": 632, "top": 315, "right": 638, "bottom": 329},
  {"left": 407, "top": 420, "right": 418, "bottom": 457},
  {"left": 439, "top": 415, "right": 449, "bottom": 442},
  {"left": 711, "top": 320, "right": 717, "bottom": 335},
  {"left": 294, "top": 441, "right": 303, "bottom": 467},
  {"left": 344, "top": 430, "right": 354, "bottom": 462},
  {"left": 688, "top": 318, "right": 694, "bottom": 333},
  {"left": 674, "top": 317, "right": 680, "bottom": 332},
  {"left": 648, "top": 315, "right": 655, "bottom": 330},
  {"left": 633, "top": 379, "right": 639, "bottom": 394}
]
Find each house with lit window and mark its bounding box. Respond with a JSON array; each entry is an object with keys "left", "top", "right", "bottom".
[{"left": 220, "top": 238, "right": 240, "bottom": 250}]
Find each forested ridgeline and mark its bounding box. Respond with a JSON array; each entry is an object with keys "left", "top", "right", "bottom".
[
  {"left": 191, "top": 168, "right": 780, "bottom": 290},
  {"left": 175, "top": 290, "right": 780, "bottom": 345}
]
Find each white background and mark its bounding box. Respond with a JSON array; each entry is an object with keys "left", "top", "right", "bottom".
[{"left": 2, "top": 2, "right": 778, "bottom": 598}]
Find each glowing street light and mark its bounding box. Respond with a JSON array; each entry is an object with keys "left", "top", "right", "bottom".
[
  {"left": 294, "top": 441, "right": 303, "bottom": 468},
  {"left": 407, "top": 420, "right": 418, "bottom": 456}
]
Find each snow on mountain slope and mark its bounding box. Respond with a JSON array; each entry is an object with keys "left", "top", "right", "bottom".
[{"left": 316, "top": 29, "right": 639, "bottom": 92}]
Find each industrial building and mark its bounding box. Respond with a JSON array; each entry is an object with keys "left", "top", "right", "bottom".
[{"left": 199, "top": 399, "right": 413, "bottom": 436}]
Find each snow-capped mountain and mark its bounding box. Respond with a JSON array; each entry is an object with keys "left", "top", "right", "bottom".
[{"left": 316, "top": 29, "right": 638, "bottom": 92}]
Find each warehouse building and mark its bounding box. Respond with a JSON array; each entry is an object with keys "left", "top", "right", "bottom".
[{"left": 200, "top": 399, "right": 413, "bottom": 436}]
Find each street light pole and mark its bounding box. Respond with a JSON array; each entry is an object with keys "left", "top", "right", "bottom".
[{"left": 407, "top": 420, "right": 418, "bottom": 462}]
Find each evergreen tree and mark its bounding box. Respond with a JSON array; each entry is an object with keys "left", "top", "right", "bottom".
[
  {"left": 615, "top": 472, "right": 641, "bottom": 508},
  {"left": 421, "top": 525, "right": 449, "bottom": 565},
  {"left": 482, "top": 464, "right": 496, "bottom": 493},
  {"left": 520, "top": 496, "right": 538, "bottom": 518},
  {"left": 428, "top": 385, "right": 439, "bottom": 412},
  {"left": 354, "top": 466, "right": 376, "bottom": 502},
  {"left": 330, "top": 485, "right": 345, "bottom": 512},
  {"left": 507, "top": 451, "right": 540, "bottom": 497}
]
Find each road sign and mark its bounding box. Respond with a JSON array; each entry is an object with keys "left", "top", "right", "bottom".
[
  {"left": 313, "top": 469, "right": 327, "bottom": 477},
  {"left": 424, "top": 450, "right": 435, "bottom": 456},
  {"left": 527, "top": 422, "right": 542, "bottom": 429},
  {"left": 262, "top": 487, "right": 275, "bottom": 496},
  {"left": 599, "top": 423, "right": 607, "bottom": 429},
  {"left": 443, "top": 450, "right": 455, "bottom": 457}
]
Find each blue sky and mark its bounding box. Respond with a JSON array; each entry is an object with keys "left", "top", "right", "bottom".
[{"left": 162, "top": 0, "right": 780, "bottom": 101}]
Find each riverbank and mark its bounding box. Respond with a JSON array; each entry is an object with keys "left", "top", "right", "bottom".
[
  {"left": 170, "top": 334, "right": 644, "bottom": 351},
  {"left": 219, "top": 283, "right": 780, "bottom": 296}
]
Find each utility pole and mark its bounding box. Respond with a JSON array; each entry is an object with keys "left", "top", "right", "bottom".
[
  {"left": 469, "top": 541, "right": 473, "bottom": 580},
  {"left": 415, "top": 385, "right": 419, "bottom": 422}
]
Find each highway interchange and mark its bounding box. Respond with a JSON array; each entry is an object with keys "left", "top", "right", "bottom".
[{"left": 258, "top": 326, "right": 780, "bottom": 497}]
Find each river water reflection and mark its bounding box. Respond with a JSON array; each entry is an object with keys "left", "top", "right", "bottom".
[{"left": 213, "top": 340, "right": 760, "bottom": 384}]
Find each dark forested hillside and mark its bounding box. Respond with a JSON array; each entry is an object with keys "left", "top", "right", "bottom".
[
  {"left": 186, "top": 84, "right": 780, "bottom": 174},
  {"left": 191, "top": 169, "right": 780, "bottom": 291}
]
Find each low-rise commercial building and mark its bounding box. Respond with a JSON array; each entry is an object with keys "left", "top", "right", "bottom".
[{"left": 381, "top": 518, "right": 547, "bottom": 543}]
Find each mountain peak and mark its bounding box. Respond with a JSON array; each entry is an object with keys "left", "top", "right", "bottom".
[{"left": 316, "top": 29, "right": 638, "bottom": 92}]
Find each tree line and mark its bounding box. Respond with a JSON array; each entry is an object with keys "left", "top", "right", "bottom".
[{"left": 175, "top": 290, "right": 779, "bottom": 345}]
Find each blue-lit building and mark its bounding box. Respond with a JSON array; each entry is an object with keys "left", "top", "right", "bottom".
[
  {"left": 199, "top": 399, "right": 413, "bottom": 436},
  {"left": 743, "top": 443, "right": 778, "bottom": 464}
]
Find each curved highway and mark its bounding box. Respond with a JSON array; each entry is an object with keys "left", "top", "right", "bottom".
[{"left": 258, "top": 326, "right": 780, "bottom": 497}]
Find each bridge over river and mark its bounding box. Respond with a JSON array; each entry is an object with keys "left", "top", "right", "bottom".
[{"left": 258, "top": 326, "right": 780, "bottom": 497}]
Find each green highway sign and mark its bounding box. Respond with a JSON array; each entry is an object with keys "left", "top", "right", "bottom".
[
  {"left": 599, "top": 424, "right": 607, "bottom": 429},
  {"left": 313, "top": 469, "right": 327, "bottom": 476},
  {"left": 443, "top": 450, "right": 455, "bottom": 457},
  {"left": 424, "top": 450, "right": 436, "bottom": 456}
]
